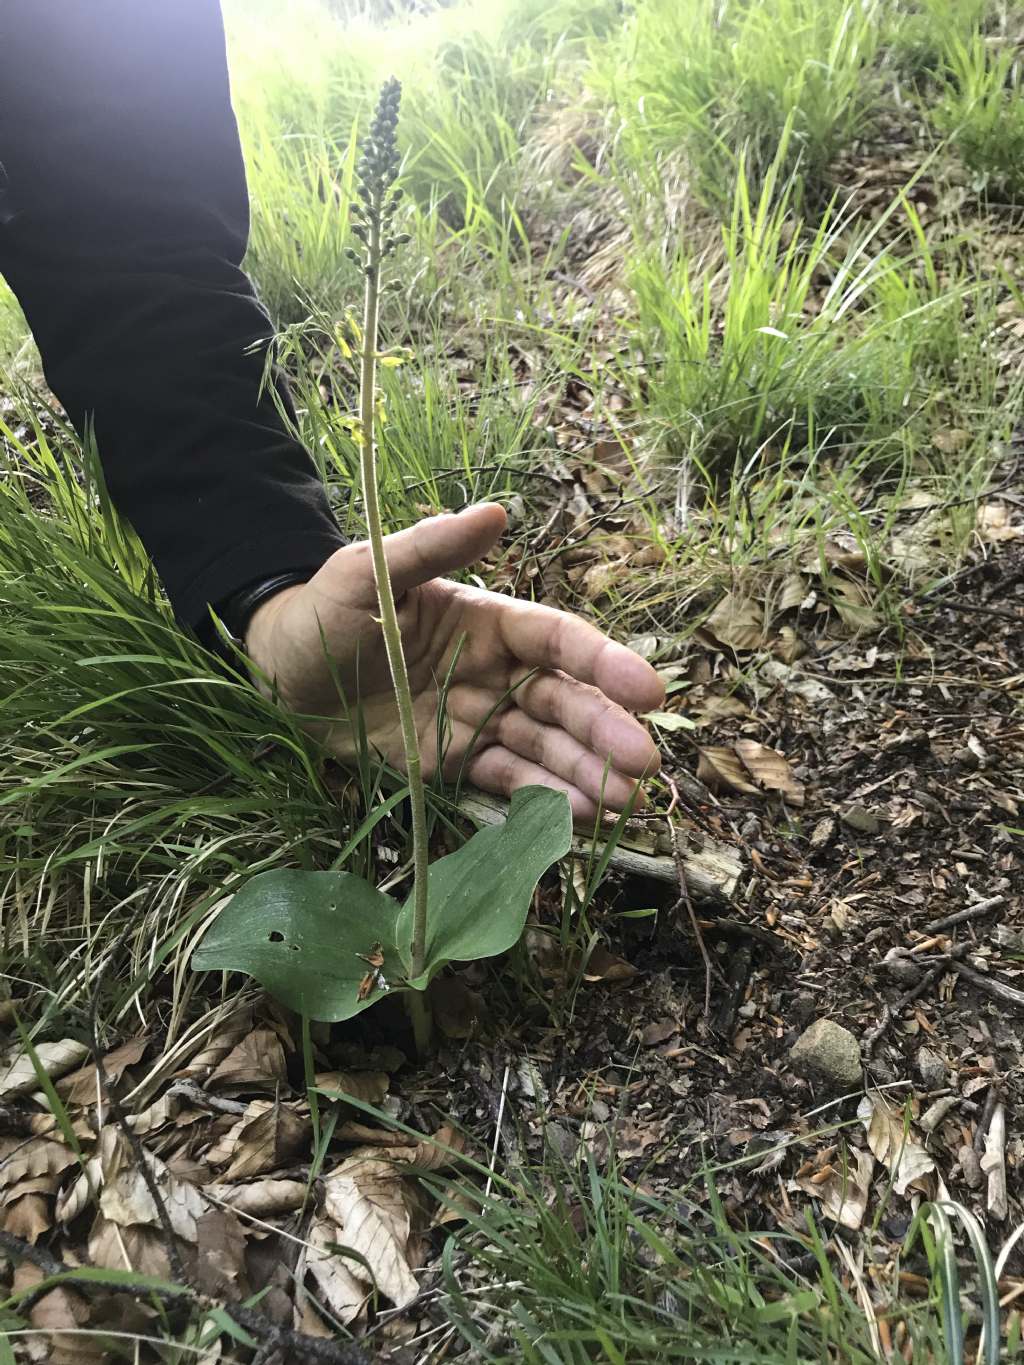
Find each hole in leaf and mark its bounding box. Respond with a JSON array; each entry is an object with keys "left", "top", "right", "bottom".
[{"left": 268, "top": 930, "right": 285, "bottom": 943}]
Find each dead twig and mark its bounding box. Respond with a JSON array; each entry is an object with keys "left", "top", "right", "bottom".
[
  {"left": 667, "top": 800, "right": 723, "bottom": 1016},
  {"left": 862, "top": 964, "right": 946, "bottom": 1058},
  {"left": 944, "top": 958, "right": 1024, "bottom": 1010},
  {"left": 925, "top": 895, "right": 1006, "bottom": 934}
]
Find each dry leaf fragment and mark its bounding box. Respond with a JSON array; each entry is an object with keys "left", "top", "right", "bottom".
[
  {"left": 90, "top": 1125, "right": 207, "bottom": 1246},
  {"left": 734, "top": 740, "right": 805, "bottom": 805},
  {"left": 776, "top": 573, "right": 809, "bottom": 614},
  {"left": 306, "top": 1215, "right": 368, "bottom": 1326},
  {"left": 640, "top": 1018, "right": 677, "bottom": 1047},
  {"left": 689, "top": 693, "right": 750, "bottom": 726},
  {"left": 14, "top": 1262, "right": 103, "bottom": 1365},
  {"left": 205, "top": 1178, "right": 307, "bottom": 1217},
  {"left": 4, "top": 1192, "right": 53, "bottom": 1242},
  {"left": 793, "top": 1148, "right": 874, "bottom": 1230},
  {"left": 57, "top": 1035, "right": 149, "bottom": 1106},
  {"left": 322, "top": 1155, "right": 420, "bottom": 1307},
  {"left": 581, "top": 944, "right": 640, "bottom": 982},
  {"left": 832, "top": 580, "right": 879, "bottom": 633},
  {"left": 222, "top": 1100, "right": 311, "bottom": 1182},
  {"left": 0, "top": 1039, "right": 89, "bottom": 1098},
  {"left": 177, "top": 1004, "right": 254, "bottom": 1081},
  {"left": 315, "top": 1069, "right": 390, "bottom": 1104},
  {"left": 427, "top": 975, "right": 485, "bottom": 1039},
  {"left": 977, "top": 502, "right": 1023, "bottom": 542},
  {"left": 207, "top": 1028, "right": 286, "bottom": 1096},
  {"left": 696, "top": 746, "right": 761, "bottom": 797},
  {"left": 858, "top": 1094, "right": 936, "bottom": 1196},
  {"left": 0, "top": 1137, "right": 77, "bottom": 1193},
  {"left": 703, "top": 593, "right": 765, "bottom": 651}
]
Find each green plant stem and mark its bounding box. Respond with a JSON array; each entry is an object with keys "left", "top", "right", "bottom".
[{"left": 358, "top": 212, "right": 431, "bottom": 1005}]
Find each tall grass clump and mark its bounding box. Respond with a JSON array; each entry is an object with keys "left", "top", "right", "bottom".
[
  {"left": 883, "top": 0, "right": 995, "bottom": 85},
  {"left": 621, "top": 146, "right": 981, "bottom": 480},
  {"left": 932, "top": 30, "right": 1024, "bottom": 202},
  {"left": 435, "top": 1142, "right": 979, "bottom": 1364},
  {"left": 593, "top": 0, "right": 883, "bottom": 204}
]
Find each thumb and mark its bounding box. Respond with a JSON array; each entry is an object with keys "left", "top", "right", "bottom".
[{"left": 379, "top": 502, "right": 508, "bottom": 595}]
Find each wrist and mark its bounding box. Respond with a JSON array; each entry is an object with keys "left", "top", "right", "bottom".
[{"left": 243, "top": 581, "right": 305, "bottom": 657}]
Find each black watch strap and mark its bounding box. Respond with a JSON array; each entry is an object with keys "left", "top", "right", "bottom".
[{"left": 217, "top": 568, "right": 314, "bottom": 645}]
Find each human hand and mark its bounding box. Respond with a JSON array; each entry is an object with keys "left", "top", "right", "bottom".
[{"left": 244, "top": 503, "right": 664, "bottom": 820}]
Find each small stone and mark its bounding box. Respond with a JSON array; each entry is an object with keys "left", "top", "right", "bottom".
[
  {"left": 789, "top": 1019, "right": 863, "bottom": 1092},
  {"left": 883, "top": 947, "right": 922, "bottom": 986},
  {"left": 544, "top": 1122, "right": 576, "bottom": 1162},
  {"left": 841, "top": 805, "right": 880, "bottom": 835},
  {"left": 917, "top": 1047, "right": 947, "bottom": 1091},
  {"left": 959, "top": 1144, "right": 983, "bottom": 1189}
]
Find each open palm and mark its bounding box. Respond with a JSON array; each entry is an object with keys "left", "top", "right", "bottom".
[{"left": 244, "top": 504, "right": 664, "bottom": 820}]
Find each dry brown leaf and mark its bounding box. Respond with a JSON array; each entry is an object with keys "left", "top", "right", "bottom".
[
  {"left": 771, "top": 624, "right": 807, "bottom": 664},
  {"left": 858, "top": 1094, "right": 936, "bottom": 1196},
  {"left": 177, "top": 1005, "right": 254, "bottom": 1080},
  {"left": 95, "top": 1125, "right": 206, "bottom": 1242},
  {"left": 0, "top": 1137, "right": 76, "bottom": 1194},
  {"left": 977, "top": 502, "right": 1023, "bottom": 543},
  {"left": 315, "top": 1070, "right": 390, "bottom": 1104},
  {"left": 57, "top": 1036, "right": 149, "bottom": 1106},
  {"left": 207, "top": 1028, "right": 286, "bottom": 1096},
  {"left": 689, "top": 693, "right": 750, "bottom": 727},
  {"left": 703, "top": 593, "right": 765, "bottom": 651},
  {"left": 579, "top": 560, "right": 619, "bottom": 601},
  {"left": 776, "top": 573, "right": 808, "bottom": 614},
  {"left": 322, "top": 1155, "right": 419, "bottom": 1308},
  {"left": 0, "top": 1039, "right": 89, "bottom": 1099},
  {"left": 88, "top": 1217, "right": 176, "bottom": 1279},
  {"left": 205, "top": 1178, "right": 307, "bottom": 1217},
  {"left": 832, "top": 580, "right": 879, "bottom": 633},
  {"left": 931, "top": 427, "right": 971, "bottom": 454},
  {"left": 734, "top": 740, "right": 805, "bottom": 806},
  {"left": 793, "top": 1148, "right": 874, "bottom": 1230},
  {"left": 305, "top": 1216, "right": 368, "bottom": 1326},
  {"left": 581, "top": 944, "right": 640, "bottom": 982},
  {"left": 428, "top": 975, "right": 485, "bottom": 1040},
  {"left": 14, "top": 1262, "right": 103, "bottom": 1365},
  {"left": 4, "top": 1192, "right": 52, "bottom": 1242},
  {"left": 196, "top": 1207, "right": 251, "bottom": 1298},
  {"left": 222, "top": 1101, "right": 311, "bottom": 1182},
  {"left": 696, "top": 746, "right": 762, "bottom": 797}
]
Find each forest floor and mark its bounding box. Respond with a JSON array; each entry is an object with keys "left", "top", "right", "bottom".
[{"left": 2, "top": 0, "right": 1024, "bottom": 1360}]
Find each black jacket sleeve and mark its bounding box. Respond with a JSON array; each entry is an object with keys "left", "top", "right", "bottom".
[{"left": 0, "top": 0, "right": 344, "bottom": 632}]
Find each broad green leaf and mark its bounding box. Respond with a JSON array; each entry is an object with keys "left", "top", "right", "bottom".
[
  {"left": 398, "top": 786, "right": 572, "bottom": 987},
  {"left": 191, "top": 787, "right": 571, "bottom": 1020},
  {"left": 192, "top": 869, "right": 401, "bottom": 1021}
]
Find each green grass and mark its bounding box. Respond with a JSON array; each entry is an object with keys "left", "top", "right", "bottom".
[
  {"left": 591, "top": 0, "right": 884, "bottom": 203},
  {"left": 2, "top": 0, "right": 1023, "bottom": 1356}
]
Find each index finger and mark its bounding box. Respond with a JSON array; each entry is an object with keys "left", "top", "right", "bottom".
[{"left": 496, "top": 598, "right": 665, "bottom": 714}]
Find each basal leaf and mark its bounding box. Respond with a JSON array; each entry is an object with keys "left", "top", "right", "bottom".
[
  {"left": 192, "top": 787, "right": 572, "bottom": 1019},
  {"left": 192, "top": 870, "right": 402, "bottom": 1022},
  {"left": 399, "top": 786, "right": 572, "bottom": 987}
]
